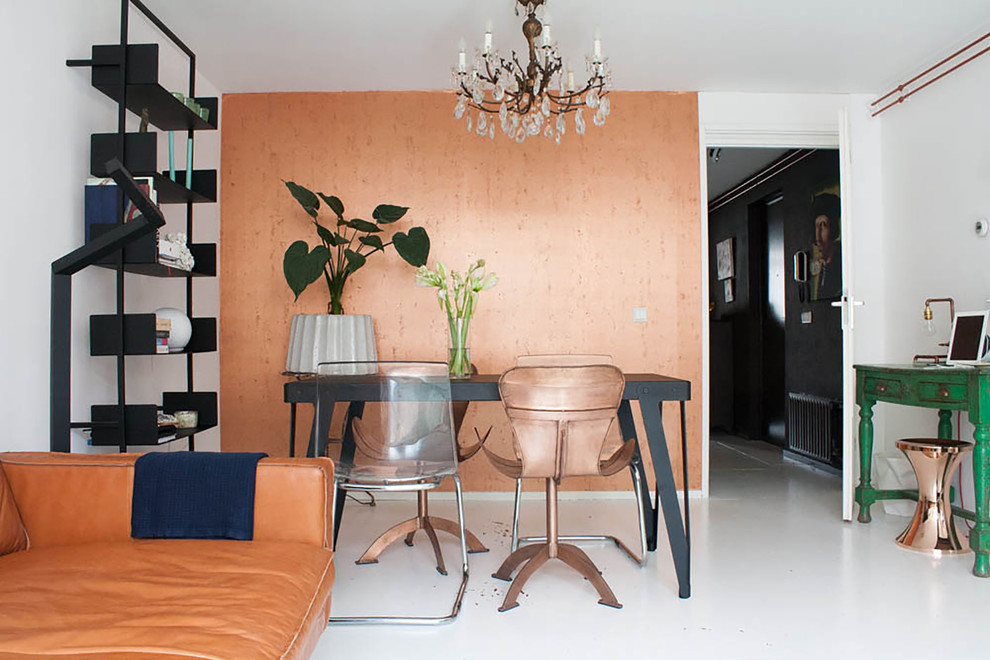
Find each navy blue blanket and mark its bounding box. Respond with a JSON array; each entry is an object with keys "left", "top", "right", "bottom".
[{"left": 131, "top": 451, "right": 267, "bottom": 541}]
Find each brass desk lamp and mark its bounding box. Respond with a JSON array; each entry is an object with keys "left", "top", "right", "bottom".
[{"left": 914, "top": 297, "right": 955, "bottom": 364}]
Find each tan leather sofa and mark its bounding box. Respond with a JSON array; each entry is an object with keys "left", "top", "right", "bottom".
[{"left": 0, "top": 452, "right": 335, "bottom": 659}]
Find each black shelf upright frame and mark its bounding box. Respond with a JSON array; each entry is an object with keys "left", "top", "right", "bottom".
[{"left": 56, "top": 0, "right": 209, "bottom": 452}]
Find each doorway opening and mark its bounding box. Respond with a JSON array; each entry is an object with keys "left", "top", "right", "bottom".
[{"left": 706, "top": 147, "right": 843, "bottom": 484}]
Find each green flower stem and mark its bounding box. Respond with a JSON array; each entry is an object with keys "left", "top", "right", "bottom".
[{"left": 447, "top": 312, "right": 472, "bottom": 379}]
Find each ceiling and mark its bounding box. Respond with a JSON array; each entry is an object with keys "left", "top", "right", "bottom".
[
  {"left": 147, "top": 0, "right": 990, "bottom": 95},
  {"left": 706, "top": 148, "right": 789, "bottom": 201}
]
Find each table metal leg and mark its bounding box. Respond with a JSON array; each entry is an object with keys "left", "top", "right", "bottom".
[
  {"left": 617, "top": 401, "right": 655, "bottom": 549},
  {"left": 332, "top": 401, "right": 364, "bottom": 550},
  {"left": 288, "top": 402, "right": 296, "bottom": 457},
  {"left": 640, "top": 396, "right": 691, "bottom": 599},
  {"left": 856, "top": 400, "right": 877, "bottom": 523},
  {"left": 680, "top": 401, "right": 690, "bottom": 579}
]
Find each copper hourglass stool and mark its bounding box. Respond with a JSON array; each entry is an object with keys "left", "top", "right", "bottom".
[{"left": 895, "top": 438, "right": 973, "bottom": 554}]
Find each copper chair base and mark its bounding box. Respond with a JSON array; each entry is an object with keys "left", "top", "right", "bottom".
[
  {"left": 510, "top": 462, "right": 647, "bottom": 566},
  {"left": 356, "top": 491, "right": 488, "bottom": 575},
  {"left": 493, "top": 542, "right": 622, "bottom": 611},
  {"left": 493, "top": 478, "right": 621, "bottom": 611}
]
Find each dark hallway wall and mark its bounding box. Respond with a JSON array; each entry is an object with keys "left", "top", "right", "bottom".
[{"left": 708, "top": 149, "right": 842, "bottom": 440}]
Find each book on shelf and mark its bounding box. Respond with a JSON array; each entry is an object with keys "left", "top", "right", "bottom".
[
  {"left": 157, "top": 411, "right": 177, "bottom": 443},
  {"left": 84, "top": 176, "right": 159, "bottom": 243},
  {"left": 155, "top": 317, "right": 170, "bottom": 354},
  {"left": 156, "top": 429, "right": 177, "bottom": 443}
]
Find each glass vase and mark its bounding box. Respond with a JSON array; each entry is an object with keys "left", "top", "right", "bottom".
[{"left": 447, "top": 315, "right": 472, "bottom": 380}]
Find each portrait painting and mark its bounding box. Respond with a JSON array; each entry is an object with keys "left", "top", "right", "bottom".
[{"left": 809, "top": 186, "right": 841, "bottom": 301}]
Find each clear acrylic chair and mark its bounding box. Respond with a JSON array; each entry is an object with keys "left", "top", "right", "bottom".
[
  {"left": 316, "top": 361, "right": 469, "bottom": 624},
  {"left": 505, "top": 354, "right": 647, "bottom": 565}
]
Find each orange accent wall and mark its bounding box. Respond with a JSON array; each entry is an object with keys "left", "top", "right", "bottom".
[{"left": 220, "top": 91, "right": 702, "bottom": 491}]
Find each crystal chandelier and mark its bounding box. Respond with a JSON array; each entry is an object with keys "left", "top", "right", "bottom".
[{"left": 451, "top": 0, "right": 612, "bottom": 144}]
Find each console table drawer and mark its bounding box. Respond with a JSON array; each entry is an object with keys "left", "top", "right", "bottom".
[
  {"left": 918, "top": 381, "right": 967, "bottom": 404},
  {"left": 865, "top": 378, "right": 903, "bottom": 399}
]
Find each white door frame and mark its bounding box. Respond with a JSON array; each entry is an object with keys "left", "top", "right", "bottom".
[{"left": 698, "top": 95, "right": 855, "bottom": 516}]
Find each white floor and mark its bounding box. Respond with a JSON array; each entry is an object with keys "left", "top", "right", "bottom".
[{"left": 312, "top": 434, "right": 989, "bottom": 659}]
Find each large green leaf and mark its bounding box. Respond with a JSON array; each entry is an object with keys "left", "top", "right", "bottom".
[
  {"left": 358, "top": 235, "right": 384, "bottom": 252},
  {"left": 318, "top": 193, "right": 344, "bottom": 217},
  {"left": 373, "top": 204, "right": 409, "bottom": 224},
  {"left": 392, "top": 226, "right": 430, "bottom": 267},
  {"left": 343, "top": 248, "right": 367, "bottom": 273},
  {"left": 285, "top": 181, "right": 319, "bottom": 218},
  {"left": 315, "top": 222, "right": 336, "bottom": 245},
  {"left": 346, "top": 218, "right": 381, "bottom": 233},
  {"left": 283, "top": 241, "right": 329, "bottom": 300}
]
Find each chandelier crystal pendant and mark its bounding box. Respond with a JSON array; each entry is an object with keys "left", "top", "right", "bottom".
[{"left": 451, "top": 0, "right": 612, "bottom": 144}]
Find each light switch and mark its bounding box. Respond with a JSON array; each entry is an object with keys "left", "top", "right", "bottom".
[
  {"left": 633, "top": 307, "right": 648, "bottom": 323},
  {"left": 801, "top": 311, "right": 813, "bottom": 324}
]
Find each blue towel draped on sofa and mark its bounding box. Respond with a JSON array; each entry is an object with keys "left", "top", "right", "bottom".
[{"left": 131, "top": 451, "right": 267, "bottom": 540}]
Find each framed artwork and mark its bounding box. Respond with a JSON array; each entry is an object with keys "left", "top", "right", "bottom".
[
  {"left": 716, "top": 238, "right": 734, "bottom": 281},
  {"left": 723, "top": 278, "right": 734, "bottom": 303},
  {"left": 809, "top": 185, "right": 841, "bottom": 301}
]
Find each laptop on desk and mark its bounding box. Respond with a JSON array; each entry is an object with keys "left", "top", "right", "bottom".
[{"left": 946, "top": 311, "right": 990, "bottom": 366}]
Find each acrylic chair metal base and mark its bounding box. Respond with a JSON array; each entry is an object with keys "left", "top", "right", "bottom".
[
  {"left": 895, "top": 438, "right": 973, "bottom": 555},
  {"left": 328, "top": 476, "right": 470, "bottom": 626},
  {"left": 356, "top": 490, "right": 488, "bottom": 576},
  {"left": 494, "top": 477, "right": 622, "bottom": 611},
  {"left": 510, "top": 462, "right": 648, "bottom": 566}
]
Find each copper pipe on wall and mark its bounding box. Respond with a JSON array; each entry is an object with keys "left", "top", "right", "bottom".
[{"left": 871, "top": 31, "right": 990, "bottom": 117}]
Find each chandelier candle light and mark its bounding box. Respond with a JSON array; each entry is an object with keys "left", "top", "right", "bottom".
[
  {"left": 416, "top": 260, "right": 498, "bottom": 379},
  {"left": 452, "top": 0, "right": 612, "bottom": 144}
]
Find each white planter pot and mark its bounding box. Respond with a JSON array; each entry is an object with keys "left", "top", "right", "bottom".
[{"left": 285, "top": 314, "right": 378, "bottom": 374}]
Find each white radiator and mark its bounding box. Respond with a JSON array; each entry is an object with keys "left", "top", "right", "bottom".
[{"left": 786, "top": 392, "right": 841, "bottom": 467}]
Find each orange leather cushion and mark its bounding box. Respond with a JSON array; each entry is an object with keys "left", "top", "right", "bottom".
[
  {"left": 0, "top": 465, "right": 27, "bottom": 556},
  {"left": 0, "top": 540, "right": 334, "bottom": 659},
  {"left": 0, "top": 453, "right": 334, "bottom": 550}
]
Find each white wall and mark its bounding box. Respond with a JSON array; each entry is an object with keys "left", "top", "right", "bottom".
[
  {"left": 875, "top": 51, "right": 990, "bottom": 497},
  {"left": 0, "top": 1, "right": 220, "bottom": 453}
]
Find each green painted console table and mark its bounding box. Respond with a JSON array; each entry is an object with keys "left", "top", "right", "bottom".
[{"left": 855, "top": 364, "right": 989, "bottom": 577}]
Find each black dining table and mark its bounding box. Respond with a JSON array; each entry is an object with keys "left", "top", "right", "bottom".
[{"left": 284, "top": 372, "right": 693, "bottom": 598}]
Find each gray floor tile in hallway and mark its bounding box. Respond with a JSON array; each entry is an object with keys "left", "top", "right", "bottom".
[{"left": 312, "top": 434, "right": 989, "bottom": 659}]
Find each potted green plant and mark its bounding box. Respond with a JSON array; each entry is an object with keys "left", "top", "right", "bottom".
[{"left": 282, "top": 181, "right": 430, "bottom": 373}]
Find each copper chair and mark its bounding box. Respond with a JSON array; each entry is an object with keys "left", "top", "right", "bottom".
[
  {"left": 486, "top": 363, "right": 629, "bottom": 611},
  {"left": 509, "top": 355, "right": 646, "bottom": 564}
]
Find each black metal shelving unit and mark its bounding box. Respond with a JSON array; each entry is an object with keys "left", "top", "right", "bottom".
[{"left": 52, "top": 0, "right": 218, "bottom": 453}]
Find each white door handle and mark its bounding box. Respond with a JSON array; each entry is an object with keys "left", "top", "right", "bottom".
[{"left": 832, "top": 296, "right": 865, "bottom": 328}]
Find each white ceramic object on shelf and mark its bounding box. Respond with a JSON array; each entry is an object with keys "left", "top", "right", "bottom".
[
  {"left": 285, "top": 314, "right": 377, "bottom": 374},
  {"left": 155, "top": 307, "right": 192, "bottom": 353}
]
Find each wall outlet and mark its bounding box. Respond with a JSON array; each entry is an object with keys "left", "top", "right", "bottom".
[
  {"left": 633, "top": 306, "right": 648, "bottom": 323},
  {"left": 801, "top": 311, "right": 813, "bottom": 324}
]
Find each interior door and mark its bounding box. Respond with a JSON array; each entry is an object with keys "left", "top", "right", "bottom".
[{"left": 837, "top": 108, "right": 859, "bottom": 521}]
